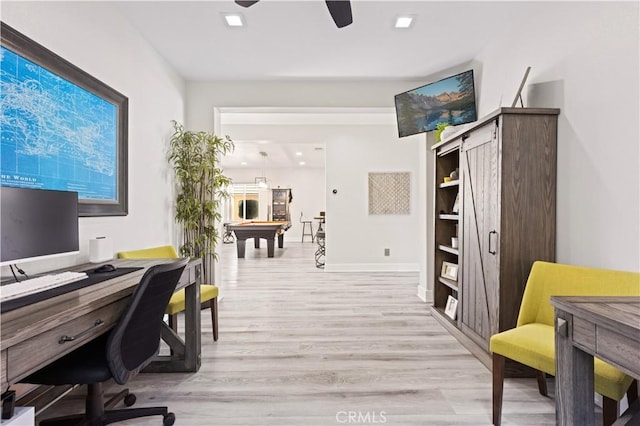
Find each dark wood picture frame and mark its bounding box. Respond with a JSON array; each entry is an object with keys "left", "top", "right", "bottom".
[{"left": 0, "top": 22, "right": 128, "bottom": 216}]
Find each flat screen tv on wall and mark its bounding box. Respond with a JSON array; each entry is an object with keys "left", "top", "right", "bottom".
[{"left": 394, "top": 69, "right": 477, "bottom": 138}]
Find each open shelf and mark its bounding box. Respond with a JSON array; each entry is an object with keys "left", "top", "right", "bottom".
[
  {"left": 438, "top": 245, "right": 459, "bottom": 255},
  {"left": 438, "top": 276, "right": 459, "bottom": 292},
  {"left": 439, "top": 180, "right": 460, "bottom": 189}
]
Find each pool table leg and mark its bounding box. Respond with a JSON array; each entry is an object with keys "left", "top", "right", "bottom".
[
  {"left": 278, "top": 233, "right": 284, "bottom": 249},
  {"left": 254, "top": 237, "right": 260, "bottom": 248},
  {"left": 267, "top": 239, "right": 275, "bottom": 257},
  {"left": 236, "top": 239, "right": 246, "bottom": 258}
]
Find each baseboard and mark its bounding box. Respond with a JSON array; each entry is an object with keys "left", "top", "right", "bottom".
[
  {"left": 416, "top": 284, "right": 431, "bottom": 302},
  {"left": 324, "top": 263, "right": 419, "bottom": 272}
]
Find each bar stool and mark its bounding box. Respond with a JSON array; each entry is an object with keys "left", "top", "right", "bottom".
[
  {"left": 315, "top": 231, "right": 325, "bottom": 268},
  {"left": 314, "top": 211, "right": 325, "bottom": 240},
  {"left": 300, "top": 212, "right": 314, "bottom": 243}
]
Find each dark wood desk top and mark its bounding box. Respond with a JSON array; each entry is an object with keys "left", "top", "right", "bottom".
[
  {"left": 552, "top": 296, "right": 640, "bottom": 425},
  {"left": 0, "top": 258, "right": 201, "bottom": 389},
  {"left": 551, "top": 296, "right": 640, "bottom": 347}
]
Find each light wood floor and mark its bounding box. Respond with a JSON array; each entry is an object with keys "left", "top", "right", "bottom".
[{"left": 38, "top": 241, "right": 562, "bottom": 425}]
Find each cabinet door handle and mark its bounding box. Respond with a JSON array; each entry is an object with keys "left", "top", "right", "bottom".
[
  {"left": 488, "top": 230, "right": 498, "bottom": 255},
  {"left": 59, "top": 319, "right": 104, "bottom": 344}
]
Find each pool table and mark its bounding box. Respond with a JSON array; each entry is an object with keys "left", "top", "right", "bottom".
[{"left": 227, "top": 221, "right": 291, "bottom": 258}]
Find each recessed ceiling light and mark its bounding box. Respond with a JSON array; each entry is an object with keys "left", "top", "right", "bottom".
[
  {"left": 295, "top": 152, "right": 303, "bottom": 156},
  {"left": 395, "top": 16, "right": 413, "bottom": 29},
  {"left": 299, "top": 161, "right": 306, "bottom": 166},
  {"left": 241, "top": 161, "right": 247, "bottom": 166},
  {"left": 224, "top": 13, "right": 244, "bottom": 27}
]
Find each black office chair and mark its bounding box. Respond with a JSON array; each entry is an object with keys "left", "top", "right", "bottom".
[{"left": 23, "top": 259, "right": 189, "bottom": 426}]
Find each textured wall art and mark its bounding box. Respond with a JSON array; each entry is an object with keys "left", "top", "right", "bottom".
[{"left": 368, "top": 172, "right": 411, "bottom": 215}]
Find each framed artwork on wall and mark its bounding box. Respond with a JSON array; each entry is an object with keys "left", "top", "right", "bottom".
[
  {"left": 368, "top": 172, "right": 411, "bottom": 215},
  {"left": 0, "top": 22, "right": 128, "bottom": 216}
]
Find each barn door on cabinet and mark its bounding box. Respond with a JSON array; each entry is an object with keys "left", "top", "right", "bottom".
[{"left": 460, "top": 120, "right": 501, "bottom": 349}]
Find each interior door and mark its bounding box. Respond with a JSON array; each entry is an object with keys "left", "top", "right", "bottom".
[{"left": 460, "top": 121, "right": 500, "bottom": 348}]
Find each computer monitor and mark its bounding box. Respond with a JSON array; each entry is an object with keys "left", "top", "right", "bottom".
[{"left": 1, "top": 186, "right": 79, "bottom": 266}]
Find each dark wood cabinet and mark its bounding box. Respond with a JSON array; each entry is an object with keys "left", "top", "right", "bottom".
[
  {"left": 431, "top": 108, "right": 559, "bottom": 368},
  {"left": 271, "top": 188, "right": 291, "bottom": 222}
]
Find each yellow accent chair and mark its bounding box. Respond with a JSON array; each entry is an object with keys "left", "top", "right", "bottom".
[
  {"left": 490, "top": 261, "right": 639, "bottom": 426},
  {"left": 117, "top": 245, "right": 218, "bottom": 341}
]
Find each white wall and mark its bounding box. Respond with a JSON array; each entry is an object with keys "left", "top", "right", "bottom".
[
  {"left": 324, "top": 123, "right": 423, "bottom": 271},
  {"left": 1, "top": 2, "right": 186, "bottom": 275},
  {"left": 186, "top": 81, "right": 432, "bottom": 131},
  {"left": 474, "top": 2, "right": 639, "bottom": 271}
]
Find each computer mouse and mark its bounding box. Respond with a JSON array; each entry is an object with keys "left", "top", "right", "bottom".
[{"left": 94, "top": 264, "right": 116, "bottom": 273}]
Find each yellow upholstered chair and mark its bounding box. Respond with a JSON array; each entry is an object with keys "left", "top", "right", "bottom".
[
  {"left": 117, "top": 245, "right": 218, "bottom": 341},
  {"left": 490, "top": 261, "right": 639, "bottom": 426}
]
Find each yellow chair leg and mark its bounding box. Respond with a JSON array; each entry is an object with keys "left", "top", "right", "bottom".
[
  {"left": 168, "top": 314, "right": 178, "bottom": 333},
  {"left": 628, "top": 379, "right": 638, "bottom": 405},
  {"left": 536, "top": 371, "right": 548, "bottom": 397},
  {"left": 211, "top": 298, "right": 218, "bottom": 341},
  {"left": 493, "top": 354, "right": 505, "bottom": 426},
  {"left": 603, "top": 396, "right": 618, "bottom": 426}
]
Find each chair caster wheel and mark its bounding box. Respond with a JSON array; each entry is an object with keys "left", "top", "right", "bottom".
[
  {"left": 163, "top": 412, "right": 176, "bottom": 426},
  {"left": 124, "top": 393, "right": 136, "bottom": 407}
]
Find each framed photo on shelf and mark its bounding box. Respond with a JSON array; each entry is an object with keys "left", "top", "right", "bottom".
[
  {"left": 452, "top": 191, "right": 460, "bottom": 214},
  {"left": 441, "top": 261, "right": 459, "bottom": 281},
  {"left": 445, "top": 295, "right": 458, "bottom": 320}
]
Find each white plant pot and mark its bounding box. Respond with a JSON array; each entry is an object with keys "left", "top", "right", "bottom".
[{"left": 440, "top": 126, "right": 457, "bottom": 141}]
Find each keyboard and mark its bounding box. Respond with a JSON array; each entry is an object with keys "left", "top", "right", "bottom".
[{"left": 0, "top": 271, "right": 89, "bottom": 302}]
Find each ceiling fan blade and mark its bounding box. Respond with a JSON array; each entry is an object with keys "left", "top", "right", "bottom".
[
  {"left": 235, "top": 0, "right": 260, "bottom": 7},
  {"left": 325, "top": 0, "right": 353, "bottom": 28}
]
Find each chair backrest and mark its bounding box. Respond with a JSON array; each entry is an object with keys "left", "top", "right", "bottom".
[
  {"left": 117, "top": 245, "right": 179, "bottom": 259},
  {"left": 106, "top": 258, "right": 188, "bottom": 384},
  {"left": 299, "top": 212, "right": 305, "bottom": 223},
  {"left": 517, "top": 261, "right": 640, "bottom": 327}
]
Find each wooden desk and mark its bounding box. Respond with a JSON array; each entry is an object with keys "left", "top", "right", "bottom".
[
  {"left": 552, "top": 296, "right": 640, "bottom": 426},
  {"left": 0, "top": 258, "right": 202, "bottom": 390},
  {"left": 227, "top": 221, "right": 290, "bottom": 258}
]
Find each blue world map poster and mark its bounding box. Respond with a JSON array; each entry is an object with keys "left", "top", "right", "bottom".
[{"left": 0, "top": 45, "right": 118, "bottom": 201}]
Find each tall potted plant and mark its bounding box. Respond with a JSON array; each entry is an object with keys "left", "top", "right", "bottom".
[{"left": 168, "top": 121, "right": 234, "bottom": 285}]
